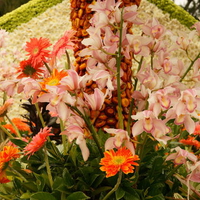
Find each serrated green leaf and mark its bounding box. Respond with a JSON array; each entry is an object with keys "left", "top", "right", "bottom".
[
  {"left": 66, "top": 191, "right": 90, "bottom": 200},
  {"left": 30, "top": 192, "right": 57, "bottom": 200}
]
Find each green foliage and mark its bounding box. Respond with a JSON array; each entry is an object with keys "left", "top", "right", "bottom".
[
  {"left": 147, "top": 0, "right": 198, "bottom": 28},
  {"left": 0, "top": 0, "right": 64, "bottom": 32}
]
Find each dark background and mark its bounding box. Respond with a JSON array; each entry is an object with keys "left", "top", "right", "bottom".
[{"left": 0, "top": 0, "right": 199, "bottom": 19}]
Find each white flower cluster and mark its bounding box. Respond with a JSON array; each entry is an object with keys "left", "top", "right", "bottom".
[{"left": 0, "top": 0, "right": 199, "bottom": 119}]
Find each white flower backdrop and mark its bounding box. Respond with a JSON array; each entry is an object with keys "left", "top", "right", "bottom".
[{"left": 0, "top": 0, "right": 199, "bottom": 118}]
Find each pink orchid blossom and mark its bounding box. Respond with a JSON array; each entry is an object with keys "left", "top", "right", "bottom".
[
  {"left": 17, "top": 78, "right": 41, "bottom": 103},
  {"left": 60, "top": 70, "right": 81, "bottom": 91},
  {"left": 0, "top": 80, "right": 18, "bottom": 97},
  {"left": 148, "top": 86, "right": 176, "bottom": 117},
  {"left": 104, "top": 128, "right": 135, "bottom": 155},
  {"left": 91, "top": 69, "right": 114, "bottom": 91},
  {"left": 187, "top": 161, "right": 200, "bottom": 183},
  {"left": 166, "top": 147, "right": 197, "bottom": 165},
  {"left": 84, "top": 88, "right": 105, "bottom": 111},
  {"left": 126, "top": 35, "right": 151, "bottom": 57},
  {"left": 61, "top": 125, "right": 89, "bottom": 161},
  {"left": 123, "top": 5, "right": 143, "bottom": 25},
  {"left": 142, "top": 18, "right": 165, "bottom": 39},
  {"left": 132, "top": 110, "right": 157, "bottom": 136}
]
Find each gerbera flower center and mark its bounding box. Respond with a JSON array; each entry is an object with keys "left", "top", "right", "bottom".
[
  {"left": 22, "top": 65, "right": 37, "bottom": 76},
  {"left": 112, "top": 156, "right": 126, "bottom": 165},
  {"left": 33, "top": 47, "right": 39, "bottom": 55},
  {"left": 46, "top": 78, "right": 60, "bottom": 86}
]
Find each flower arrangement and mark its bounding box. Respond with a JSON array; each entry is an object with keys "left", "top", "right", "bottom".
[{"left": 0, "top": 0, "right": 200, "bottom": 199}]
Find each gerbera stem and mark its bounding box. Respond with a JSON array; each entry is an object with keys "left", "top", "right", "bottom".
[
  {"left": 65, "top": 50, "right": 71, "bottom": 69},
  {"left": 5, "top": 115, "right": 21, "bottom": 139},
  {"left": 60, "top": 118, "right": 67, "bottom": 155},
  {"left": 0, "top": 123, "right": 14, "bottom": 139},
  {"left": 102, "top": 171, "right": 123, "bottom": 200},
  {"left": 43, "top": 61, "right": 52, "bottom": 74},
  {"left": 35, "top": 103, "right": 46, "bottom": 128},
  {"left": 44, "top": 145, "right": 53, "bottom": 190}
]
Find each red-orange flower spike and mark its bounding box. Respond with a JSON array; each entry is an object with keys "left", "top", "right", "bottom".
[{"left": 100, "top": 147, "right": 139, "bottom": 178}]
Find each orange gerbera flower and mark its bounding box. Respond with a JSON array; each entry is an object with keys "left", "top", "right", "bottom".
[
  {"left": 100, "top": 147, "right": 140, "bottom": 178},
  {"left": 0, "top": 145, "right": 20, "bottom": 172},
  {"left": 180, "top": 136, "right": 200, "bottom": 148},
  {"left": 40, "top": 68, "right": 68, "bottom": 90},
  {"left": 0, "top": 170, "right": 10, "bottom": 184},
  {"left": 24, "top": 127, "right": 53, "bottom": 158},
  {"left": 16, "top": 59, "right": 45, "bottom": 79},
  {"left": 3, "top": 118, "right": 31, "bottom": 135},
  {"left": 25, "top": 37, "right": 51, "bottom": 67}
]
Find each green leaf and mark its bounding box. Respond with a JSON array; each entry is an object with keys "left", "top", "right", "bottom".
[
  {"left": 30, "top": 192, "right": 57, "bottom": 200},
  {"left": 66, "top": 191, "right": 90, "bottom": 200},
  {"left": 145, "top": 193, "right": 165, "bottom": 200},
  {"left": 20, "top": 192, "right": 31, "bottom": 199},
  {"left": 10, "top": 138, "right": 27, "bottom": 148},
  {"left": 33, "top": 173, "right": 45, "bottom": 191},
  {"left": 115, "top": 187, "right": 125, "bottom": 200},
  {"left": 122, "top": 187, "right": 141, "bottom": 200},
  {"left": 63, "top": 168, "right": 75, "bottom": 188}
]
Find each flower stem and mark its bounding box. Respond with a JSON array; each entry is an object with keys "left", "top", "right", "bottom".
[
  {"left": 44, "top": 145, "right": 53, "bottom": 190},
  {"left": 8, "top": 166, "right": 27, "bottom": 182},
  {"left": 6, "top": 115, "right": 21, "bottom": 139},
  {"left": 35, "top": 103, "right": 46, "bottom": 128},
  {"left": 0, "top": 123, "right": 14, "bottom": 139},
  {"left": 65, "top": 50, "right": 71, "bottom": 69},
  {"left": 60, "top": 118, "right": 67, "bottom": 155},
  {"left": 102, "top": 171, "right": 123, "bottom": 200},
  {"left": 180, "top": 52, "right": 200, "bottom": 82},
  {"left": 43, "top": 61, "right": 52, "bottom": 74},
  {"left": 116, "top": 8, "right": 124, "bottom": 130}
]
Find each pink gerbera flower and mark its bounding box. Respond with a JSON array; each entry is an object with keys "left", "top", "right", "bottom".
[
  {"left": 24, "top": 127, "right": 53, "bottom": 158},
  {"left": 51, "top": 30, "right": 76, "bottom": 59}
]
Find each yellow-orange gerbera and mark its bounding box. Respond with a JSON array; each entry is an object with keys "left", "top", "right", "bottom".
[
  {"left": 16, "top": 59, "right": 44, "bottom": 79},
  {"left": 25, "top": 37, "right": 51, "bottom": 67},
  {"left": 40, "top": 68, "right": 68, "bottom": 90},
  {"left": 100, "top": 147, "right": 139, "bottom": 178},
  {"left": 3, "top": 118, "right": 31, "bottom": 135}
]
